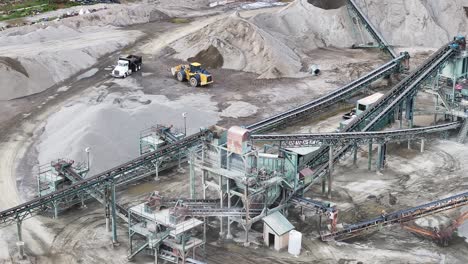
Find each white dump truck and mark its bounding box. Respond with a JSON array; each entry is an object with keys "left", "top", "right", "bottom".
[{"left": 112, "top": 55, "right": 142, "bottom": 78}]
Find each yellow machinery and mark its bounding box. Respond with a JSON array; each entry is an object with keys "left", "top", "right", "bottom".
[{"left": 171, "top": 62, "right": 213, "bottom": 87}]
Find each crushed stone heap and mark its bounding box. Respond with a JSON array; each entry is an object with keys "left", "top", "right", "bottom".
[{"left": 172, "top": 0, "right": 468, "bottom": 78}]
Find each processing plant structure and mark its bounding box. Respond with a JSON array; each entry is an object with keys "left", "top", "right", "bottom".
[{"left": 1, "top": 1, "right": 468, "bottom": 263}]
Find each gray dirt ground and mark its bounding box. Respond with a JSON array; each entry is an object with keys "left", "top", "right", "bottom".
[{"left": 0, "top": 2, "right": 467, "bottom": 264}]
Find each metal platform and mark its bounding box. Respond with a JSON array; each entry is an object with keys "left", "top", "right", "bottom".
[{"left": 128, "top": 205, "right": 203, "bottom": 236}]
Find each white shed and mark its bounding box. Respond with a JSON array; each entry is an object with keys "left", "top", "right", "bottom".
[{"left": 263, "top": 212, "right": 294, "bottom": 251}]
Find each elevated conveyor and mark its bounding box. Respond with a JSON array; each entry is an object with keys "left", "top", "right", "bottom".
[
  {"left": 179, "top": 207, "right": 263, "bottom": 217},
  {"left": 0, "top": 129, "right": 210, "bottom": 226},
  {"left": 346, "top": 45, "right": 454, "bottom": 133},
  {"left": 347, "top": 0, "right": 397, "bottom": 58},
  {"left": 251, "top": 122, "right": 460, "bottom": 147},
  {"left": 301, "top": 43, "right": 456, "bottom": 189},
  {"left": 246, "top": 54, "right": 408, "bottom": 133},
  {"left": 321, "top": 191, "right": 468, "bottom": 241},
  {"left": 291, "top": 196, "right": 335, "bottom": 214}
]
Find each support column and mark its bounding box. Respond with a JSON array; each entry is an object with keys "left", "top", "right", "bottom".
[
  {"left": 317, "top": 214, "right": 322, "bottom": 233},
  {"left": 201, "top": 145, "right": 207, "bottom": 200},
  {"left": 244, "top": 185, "right": 250, "bottom": 247},
  {"left": 407, "top": 98, "right": 414, "bottom": 150},
  {"left": 105, "top": 187, "right": 111, "bottom": 232},
  {"left": 153, "top": 160, "right": 160, "bottom": 181},
  {"left": 300, "top": 206, "right": 306, "bottom": 221},
  {"left": 16, "top": 221, "right": 25, "bottom": 259},
  {"left": 420, "top": 139, "right": 425, "bottom": 153},
  {"left": 368, "top": 140, "right": 373, "bottom": 171},
  {"left": 128, "top": 211, "right": 133, "bottom": 257},
  {"left": 202, "top": 170, "right": 207, "bottom": 200},
  {"left": 399, "top": 103, "right": 403, "bottom": 129},
  {"left": 226, "top": 179, "right": 232, "bottom": 240},
  {"left": 382, "top": 144, "right": 387, "bottom": 168},
  {"left": 53, "top": 201, "right": 58, "bottom": 219},
  {"left": 200, "top": 217, "right": 206, "bottom": 260},
  {"left": 406, "top": 97, "right": 414, "bottom": 126},
  {"left": 189, "top": 153, "right": 195, "bottom": 199},
  {"left": 154, "top": 248, "right": 158, "bottom": 264},
  {"left": 328, "top": 146, "right": 333, "bottom": 199},
  {"left": 321, "top": 176, "right": 326, "bottom": 195},
  {"left": 80, "top": 193, "right": 86, "bottom": 209},
  {"left": 111, "top": 182, "right": 118, "bottom": 245},
  {"left": 219, "top": 175, "right": 224, "bottom": 238},
  {"left": 376, "top": 144, "right": 382, "bottom": 172},
  {"left": 243, "top": 224, "right": 251, "bottom": 247},
  {"left": 353, "top": 143, "right": 358, "bottom": 166},
  {"left": 178, "top": 151, "right": 182, "bottom": 170}
]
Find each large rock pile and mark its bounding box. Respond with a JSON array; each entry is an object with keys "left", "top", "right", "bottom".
[
  {"left": 356, "top": 0, "right": 468, "bottom": 47},
  {"left": 173, "top": 0, "right": 354, "bottom": 78},
  {"left": 171, "top": 0, "right": 468, "bottom": 78}
]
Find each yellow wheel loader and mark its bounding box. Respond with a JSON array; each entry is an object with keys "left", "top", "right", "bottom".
[{"left": 171, "top": 62, "right": 213, "bottom": 87}]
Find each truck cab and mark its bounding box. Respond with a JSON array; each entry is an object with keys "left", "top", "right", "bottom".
[
  {"left": 112, "top": 55, "right": 142, "bottom": 78},
  {"left": 113, "top": 60, "right": 130, "bottom": 78}
]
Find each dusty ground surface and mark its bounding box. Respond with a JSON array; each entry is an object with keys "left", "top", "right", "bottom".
[{"left": 0, "top": 0, "right": 467, "bottom": 264}]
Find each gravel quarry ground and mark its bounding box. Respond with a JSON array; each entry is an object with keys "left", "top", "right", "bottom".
[{"left": 0, "top": 0, "right": 467, "bottom": 263}]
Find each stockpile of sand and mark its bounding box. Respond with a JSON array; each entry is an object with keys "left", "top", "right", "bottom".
[
  {"left": 172, "top": 13, "right": 304, "bottom": 79},
  {"left": 172, "top": 0, "right": 354, "bottom": 78},
  {"left": 37, "top": 83, "right": 220, "bottom": 175},
  {"left": 171, "top": 0, "right": 468, "bottom": 79}
]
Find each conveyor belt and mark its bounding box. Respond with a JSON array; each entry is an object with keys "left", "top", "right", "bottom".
[
  {"left": 347, "top": 0, "right": 397, "bottom": 58},
  {"left": 182, "top": 207, "right": 263, "bottom": 217},
  {"left": 346, "top": 45, "right": 453, "bottom": 133},
  {"left": 291, "top": 196, "right": 335, "bottom": 214},
  {"left": 251, "top": 122, "right": 460, "bottom": 147},
  {"left": 0, "top": 129, "right": 210, "bottom": 225},
  {"left": 161, "top": 198, "right": 220, "bottom": 207},
  {"left": 321, "top": 191, "right": 468, "bottom": 241},
  {"left": 301, "top": 43, "right": 455, "bottom": 189},
  {"left": 246, "top": 54, "right": 407, "bottom": 133}
]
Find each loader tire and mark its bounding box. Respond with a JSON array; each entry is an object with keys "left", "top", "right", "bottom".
[
  {"left": 177, "top": 71, "right": 186, "bottom": 82},
  {"left": 189, "top": 76, "right": 199, "bottom": 87}
]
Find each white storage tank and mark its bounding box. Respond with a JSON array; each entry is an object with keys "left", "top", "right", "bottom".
[{"left": 288, "top": 230, "right": 302, "bottom": 256}]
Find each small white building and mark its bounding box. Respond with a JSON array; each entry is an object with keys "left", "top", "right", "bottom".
[{"left": 263, "top": 212, "right": 295, "bottom": 251}]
